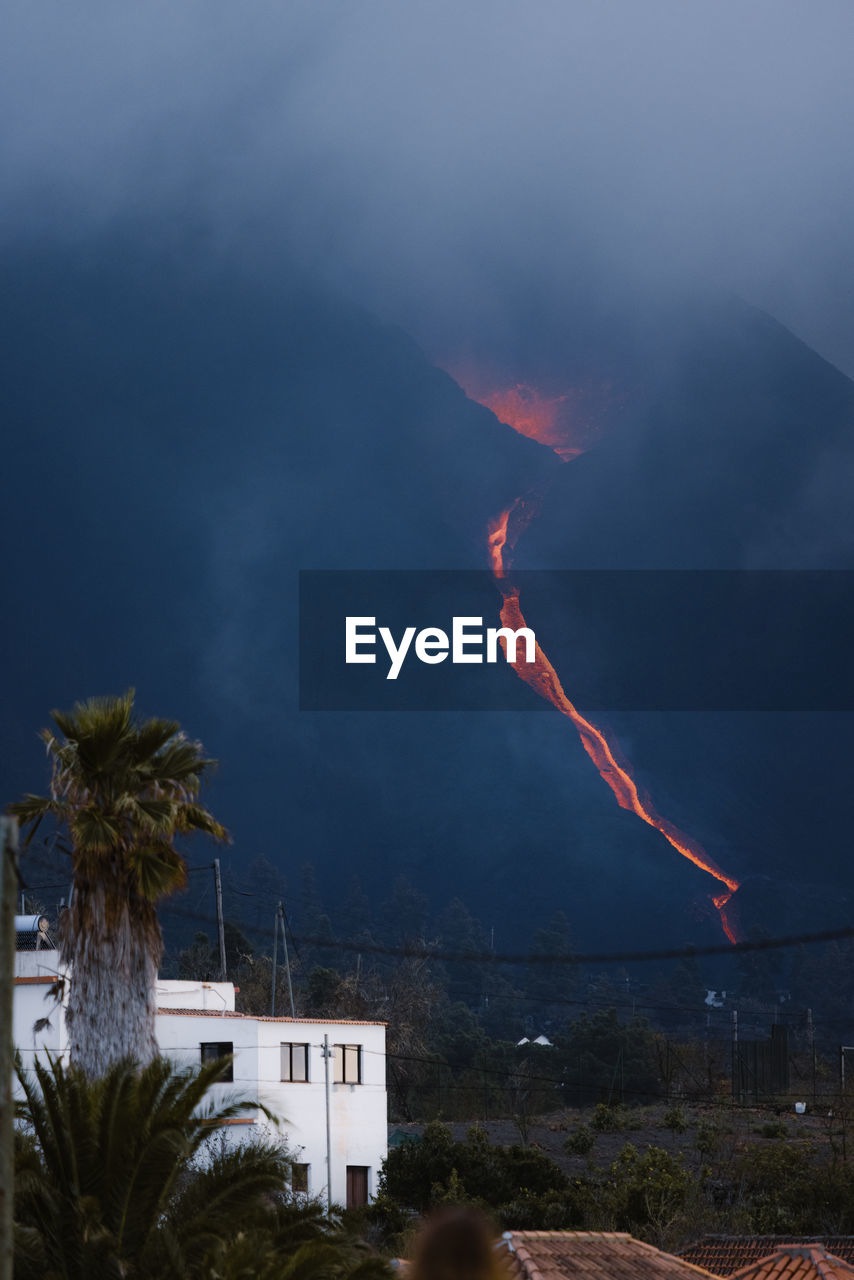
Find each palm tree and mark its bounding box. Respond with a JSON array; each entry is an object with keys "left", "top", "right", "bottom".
[
  {"left": 15, "top": 1053, "right": 393, "bottom": 1280},
  {"left": 204, "top": 1200, "right": 394, "bottom": 1280},
  {"left": 9, "top": 690, "right": 227, "bottom": 1077},
  {"left": 14, "top": 1053, "right": 291, "bottom": 1279}
]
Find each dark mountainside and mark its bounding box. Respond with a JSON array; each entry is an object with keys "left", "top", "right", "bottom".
[
  {"left": 3, "top": 235, "right": 852, "bottom": 953},
  {"left": 522, "top": 296, "right": 854, "bottom": 570},
  {"left": 511, "top": 295, "right": 854, "bottom": 939}
]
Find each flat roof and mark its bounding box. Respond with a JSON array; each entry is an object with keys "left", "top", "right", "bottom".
[{"left": 156, "top": 1008, "right": 386, "bottom": 1025}]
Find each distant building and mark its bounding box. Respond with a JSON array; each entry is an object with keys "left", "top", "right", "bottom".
[{"left": 13, "top": 950, "right": 387, "bottom": 1209}]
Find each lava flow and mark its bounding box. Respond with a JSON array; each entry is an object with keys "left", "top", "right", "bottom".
[
  {"left": 476, "top": 384, "right": 581, "bottom": 460},
  {"left": 479, "top": 392, "right": 741, "bottom": 944}
]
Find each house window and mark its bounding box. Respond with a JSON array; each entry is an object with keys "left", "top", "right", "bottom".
[
  {"left": 334, "top": 1044, "right": 362, "bottom": 1084},
  {"left": 281, "top": 1042, "right": 309, "bottom": 1082},
  {"left": 200, "top": 1042, "right": 234, "bottom": 1082},
  {"left": 292, "top": 1163, "right": 309, "bottom": 1194},
  {"left": 346, "top": 1165, "right": 369, "bottom": 1208}
]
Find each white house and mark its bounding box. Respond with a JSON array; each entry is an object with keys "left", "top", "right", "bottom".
[
  {"left": 13, "top": 952, "right": 388, "bottom": 1209},
  {"left": 13, "top": 948, "right": 68, "bottom": 1064},
  {"left": 155, "top": 978, "right": 388, "bottom": 1207}
]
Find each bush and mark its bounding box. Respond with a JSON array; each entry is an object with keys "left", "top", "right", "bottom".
[
  {"left": 590, "top": 1103, "right": 637, "bottom": 1132},
  {"left": 564, "top": 1124, "right": 595, "bottom": 1155},
  {"left": 733, "top": 1142, "right": 817, "bottom": 1232},
  {"left": 499, "top": 1190, "right": 580, "bottom": 1231},
  {"left": 604, "top": 1144, "right": 692, "bottom": 1234},
  {"left": 662, "top": 1105, "right": 689, "bottom": 1134},
  {"left": 347, "top": 1192, "right": 416, "bottom": 1255},
  {"left": 379, "top": 1120, "right": 571, "bottom": 1226},
  {"left": 756, "top": 1119, "right": 788, "bottom": 1139},
  {"left": 695, "top": 1119, "right": 721, "bottom": 1156}
]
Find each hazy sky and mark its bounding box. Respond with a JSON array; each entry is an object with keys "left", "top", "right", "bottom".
[{"left": 3, "top": 1, "right": 854, "bottom": 372}]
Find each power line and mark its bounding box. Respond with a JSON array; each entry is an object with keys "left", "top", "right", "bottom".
[
  {"left": 21, "top": 840, "right": 854, "bottom": 967},
  {"left": 157, "top": 898, "right": 854, "bottom": 968}
]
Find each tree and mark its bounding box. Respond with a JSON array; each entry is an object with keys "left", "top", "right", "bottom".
[
  {"left": 601, "top": 1143, "right": 692, "bottom": 1245},
  {"left": 178, "top": 931, "right": 220, "bottom": 983},
  {"left": 9, "top": 690, "right": 227, "bottom": 1077},
  {"left": 378, "top": 1120, "right": 573, "bottom": 1224},
  {"left": 14, "top": 1053, "right": 289, "bottom": 1279},
  {"left": 526, "top": 910, "right": 576, "bottom": 1009},
  {"left": 561, "top": 1008, "right": 661, "bottom": 1105}
]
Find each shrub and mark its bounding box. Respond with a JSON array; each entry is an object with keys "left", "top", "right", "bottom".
[
  {"left": 734, "top": 1142, "right": 816, "bottom": 1232},
  {"left": 565, "top": 1124, "right": 595, "bottom": 1156},
  {"left": 695, "top": 1119, "right": 721, "bottom": 1156},
  {"left": 590, "top": 1103, "right": 637, "bottom": 1132},
  {"left": 498, "top": 1190, "right": 580, "bottom": 1231},
  {"left": 379, "top": 1121, "right": 570, "bottom": 1226},
  {"left": 756, "top": 1119, "right": 788, "bottom": 1140},
  {"left": 604, "top": 1143, "right": 692, "bottom": 1234},
  {"left": 662, "top": 1105, "right": 689, "bottom": 1134}
]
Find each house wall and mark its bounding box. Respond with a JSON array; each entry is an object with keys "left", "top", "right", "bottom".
[
  {"left": 155, "top": 979, "right": 236, "bottom": 1011},
  {"left": 13, "top": 950, "right": 68, "bottom": 1082},
  {"left": 13, "top": 963, "right": 388, "bottom": 1207},
  {"left": 155, "top": 1009, "right": 388, "bottom": 1207}
]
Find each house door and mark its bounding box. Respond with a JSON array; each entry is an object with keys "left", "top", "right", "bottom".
[{"left": 346, "top": 1165, "right": 369, "bottom": 1208}]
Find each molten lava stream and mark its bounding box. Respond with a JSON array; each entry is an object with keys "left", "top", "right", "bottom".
[
  {"left": 487, "top": 500, "right": 741, "bottom": 945},
  {"left": 456, "top": 368, "right": 740, "bottom": 940}
]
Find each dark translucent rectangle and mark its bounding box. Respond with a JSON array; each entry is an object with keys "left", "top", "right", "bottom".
[{"left": 299, "top": 570, "right": 854, "bottom": 712}]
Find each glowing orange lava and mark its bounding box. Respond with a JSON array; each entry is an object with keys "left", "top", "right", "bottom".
[
  {"left": 487, "top": 508, "right": 510, "bottom": 577},
  {"left": 450, "top": 365, "right": 588, "bottom": 460},
  {"left": 480, "top": 405, "right": 741, "bottom": 944},
  {"left": 478, "top": 384, "right": 581, "bottom": 459}
]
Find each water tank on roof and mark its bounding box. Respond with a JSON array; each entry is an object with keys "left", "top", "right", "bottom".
[
  {"left": 16, "top": 915, "right": 49, "bottom": 933},
  {"left": 15, "top": 915, "right": 52, "bottom": 949}
]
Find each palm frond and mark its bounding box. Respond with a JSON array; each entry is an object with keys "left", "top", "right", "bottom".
[
  {"left": 149, "top": 737, "right": 216, "bottom": 786},
  {"left": 125, "top": 842, "right": 188, "bottom": 900},
  {"left": 7, "top": 793, "right": 54, "bottom": 826},
  {"left": 71, "top": 806, "right": 123, "bottom": 853},
  {"left": 176, "top": 802, "right": 230, "bottom": 841},
  {"left": 131, "top": 717, "right": 181, "bottom": 763},
  {"left": 127, "top": 795, "right": 177, "bottom": 830},
  {"left": 15, "top": 1054, "right": 295, "bottom": 1280}
]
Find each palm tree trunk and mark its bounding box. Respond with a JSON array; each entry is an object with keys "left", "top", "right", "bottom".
[{"left": 62, "top": 883, "right": 161, "bottom": 1077}]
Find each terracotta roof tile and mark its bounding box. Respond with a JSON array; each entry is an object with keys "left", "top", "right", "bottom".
[
  {"left": 730, "top": 1247, "right": 854, "bottom": 1280},
  {"left": 679, "top": 1242, "right": 854, "bottom": 1276},
  {"left": 499, "top": 1231, "right": 717, "bottom": 1280}
]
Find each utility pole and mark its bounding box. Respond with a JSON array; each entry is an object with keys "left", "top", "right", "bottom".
[
  {"left": 0, "top": 816, "right": 20, "bottom": 1280},
  {"left": 270, "top": 903, "right": 295, "bottom": 1019},
  {"left": 213, "top": 859, "right": 227, "bottom": 981},
  {"left": 322, "top": 1034, "right": 333, "bottom": 1214},
  {"left": 279, "top": 903, "right": 295, "bottom": 1019},
  {"left": 271, "top": 905, "right": 279, "bottom": 1016},
  {"left": 807, "top": 1008, "right": 816, "bottom": 1103}
]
